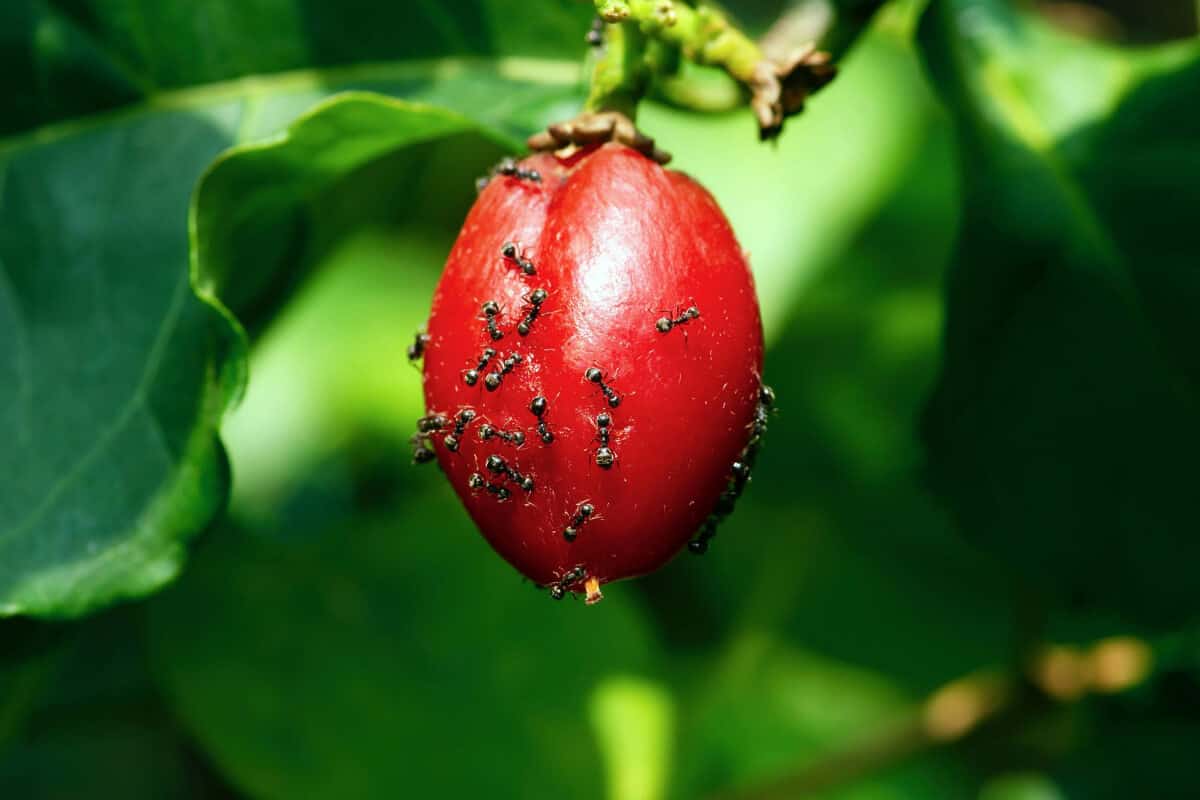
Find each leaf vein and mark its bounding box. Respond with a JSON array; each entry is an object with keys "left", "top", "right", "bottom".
[{"left": 0, "top": 265, "right": 190, "bottom": 546}]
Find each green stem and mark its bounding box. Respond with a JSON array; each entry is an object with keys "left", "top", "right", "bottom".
[
  {"left": 595, "top": 1, "right": 765, "bottom": 82},
  {"left": 584, "top": 22, "right": 650, "bottom": 118},
  {"left": 568, "top": 0, "right": 873, "bottom": 142}
]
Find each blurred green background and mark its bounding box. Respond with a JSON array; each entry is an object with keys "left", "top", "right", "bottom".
[{"left": 2, "top": 0, "right": 1200, "bottom": 798}]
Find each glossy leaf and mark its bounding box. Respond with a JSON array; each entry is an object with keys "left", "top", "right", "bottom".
[
  {"left": 0, "top": 112, "right": 235, "bottom": 618},
  {"left": 918, "top": 0, "right": 1200, "bottom": 626}
]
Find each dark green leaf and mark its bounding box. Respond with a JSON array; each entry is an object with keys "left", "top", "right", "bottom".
[
  {"left": 1049, "top": 676, "right": 1200, "bottom": 799},
  {"left": 1, "top": 0, "right": 592, "bottom": 135},
  {"left": 918, "top": 0, "right": 1200, "bottom": 627},
  {"left": 148, "top": 492, "right": 661, "bottom": 800},
  {"left": 0, "top": 112, "right": 234, "bottom": 618},
  {"left": 0, "top": 724, "right": 209, "bottom": 800},
  {"left": 0, "top": 608, "right": 233, "bottom": 799}
]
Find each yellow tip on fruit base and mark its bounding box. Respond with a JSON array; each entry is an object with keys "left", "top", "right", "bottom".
[{"left": 585, "top": 577, "right": 604, "bottom": 605}]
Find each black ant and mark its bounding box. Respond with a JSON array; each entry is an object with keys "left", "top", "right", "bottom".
[
  {"left": 479, "top": 423, "right": 525, "bottom": 447},
  {"left": 444, "top": 409, "right": 477, "bottom": 453},
  {"left": 485, "top": 454, "right": 534, "bottom": 492},
  {"left": 585, "top": 17, "right": 604, "bottom": 47},
  {"left": 416, "top": 413, "right": 448, "bottom": 434},
  {"left": 655, "top": 305, "right": 699, "bottom": 333},
  {"left": 563, "top": 502, "right": 595, "bottom": 541},
  {"left": 464, "top": 348, "right": 497, "bottom": 387},
  {"left": 729, "top": 460, "right": 751, "bottom": 498},
  {"left": 468, "top": 472, "right": 511, "bottom": 501},
  {"left": 481, "top": 300, "right": 504, "bottom": 341},
  {"left": 477, "top": 158, "right": 541, "bottom": 193},
  {"left": 584, "top": 367, "right": 621, "bottom": 408},
  {"left": 689, "top": 384, "right": 775, "bottom": 554},
  {"left": 742, "top": 383, "right": 776, "bottom": 465},
  {"left": 530, "top": 395, "right": 554, "bottom": 443},
  {"left": 688, "top": 518, "right": 718, "bottom": 554},
  {"left": 688, "top": 472, "right": 746, "bottom": 554},
  {"left": 594, "top": 413, "right": 615, "bottom": 469},
  {"left": 517, "top": 288, "right": 548, "bottom": 336},
  {"left": 494, "top": 157, "right": 542, "bottom": 183},
  {"left": 484, "top": 353, "right": 522, "bottom": 391},
  {"left": 410, "top": 432, "right": 436, "bottom": 465},
  {"left": 501, "top": 242, "right": 537, "bottom": 276},
  {"left": 549, "top": 566, "right": 587, "bottom": 600},
  {"left": 407, "top": 329, "right": 430, "bottom": 362}
]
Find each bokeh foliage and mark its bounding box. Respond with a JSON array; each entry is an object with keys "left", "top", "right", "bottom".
[
  {"left": 2, "top": 0, "right": 1199, "bottom": 798},
  {"left": 920, "top": 0, "right": 1200, "bottom": 628}
]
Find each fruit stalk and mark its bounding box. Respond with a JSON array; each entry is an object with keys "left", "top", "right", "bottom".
[
  {"left": 584, "top": 19, "right": 651, "bottom": 120},
  {"left": 587, "top": 0, "right": 840, "bottom": 138},
  {"left": 594, "top": 1, "right": 764, "bottom": 85}
]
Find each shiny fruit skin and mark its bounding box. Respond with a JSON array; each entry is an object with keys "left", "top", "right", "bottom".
[{"left": 422, "top": 143, "right": 764, "bottom": 596}]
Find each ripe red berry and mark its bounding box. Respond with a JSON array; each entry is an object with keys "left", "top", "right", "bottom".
[{"left": 419, "top": 143, "right": 765, "bottom": 602}]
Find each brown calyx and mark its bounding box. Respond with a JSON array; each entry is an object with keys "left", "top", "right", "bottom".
[{"left": 527, "top": 111, "right": 673, "bottom": 165}]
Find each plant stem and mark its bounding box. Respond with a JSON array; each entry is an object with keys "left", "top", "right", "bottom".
[
  {"left": 584, "top": 22, "right": 650, "bottom": 118},
  {"left": 595, "top": 1, "right": 765, "bottom": 85},
  {"left": 535, "top": 0, "right": 876, "bottom": 154},
  {"left": 585, "top": 0, "right": 843, "bottom": 139}
]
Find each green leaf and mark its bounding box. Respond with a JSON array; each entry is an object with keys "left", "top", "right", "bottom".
[
  {"left": 0, "top": 110, "right": 235, "bottom": 618},
  {"left": 147, "top": 491, "right": 661, "bottom": 800},
  {"left": 0, "top": 608, "right": 230, "bottom": 798},
  {"left": 1038, "top": 680, "right": 1200, "bottom": 799},
  {"left": 0, "top": 724, "right": 207, "bottom": 799},
  {"left": 917, "top": 0, "right": 1200, "bottom": 626},
  {"left": 190, "top": 92, "right": 515, "bottom": 356},
  {"left": 0, "top": 622, "right": 61, "bottom": 748},
  {"left": 1, "top": 6, "right": 584, "bottom": 618},
  {"left": 1, "top": 0, "right": 592, "bottom": 135}
]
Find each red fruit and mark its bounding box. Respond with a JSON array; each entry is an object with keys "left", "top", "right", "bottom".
[{"left": 420, "top": 143, "right": 765, "bottom": 601}]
